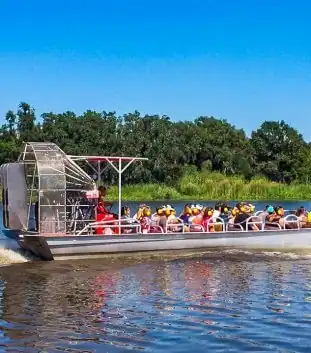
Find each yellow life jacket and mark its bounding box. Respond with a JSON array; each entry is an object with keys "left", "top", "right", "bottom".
[{"left": 307, "top": 212, "right": 311, "bottom": 223}]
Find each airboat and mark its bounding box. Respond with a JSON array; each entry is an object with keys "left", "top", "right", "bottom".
[{"left": 1, "top": 142, "right": 311, "bottom": 261}]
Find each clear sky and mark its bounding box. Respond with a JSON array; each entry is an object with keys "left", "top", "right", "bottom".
[{"left": 0, "top": 0, "right": 310, "bottom": 140}]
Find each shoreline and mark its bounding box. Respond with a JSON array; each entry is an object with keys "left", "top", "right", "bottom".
[
  {"left": 106, "top": 185, "right": 311, "bottom": 202},
  {"left": 106, "top": 194, "right": 311, "bottom": 202},
  {"left": 102, "top": 171, "right": 311, "bottom": 202},
  {"left": 104, "top": 172, "right": 311, "bottom": 202},
  {"left": 107, "top": 197, "right": 311, "bottom": 202}
]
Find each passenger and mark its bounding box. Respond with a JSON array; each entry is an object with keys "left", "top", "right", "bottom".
[
  {"left": 246, "top": 203, "right": 255, "bottom": 214},
  {"left": 120, "top": 206, "right": 135, "bottom": 234},
  {"left": 133, "top": 204, "right": 149, "bottom": 220},
  {"left": 202, "top": 207, "right": 215, "bottom": 232},
  {"left": 260, "top": 205, "right": 273, "bottom": 222},
  {"left": 221, "top": 203, "right": 230, "bottom": 217},
  {"left": 164, "top": 204, "right": 173, "bottom": 222},
  {"left": 295, "top": 206, "right": 310, "bottom": 228},
  {"left": 213, "top": 202, "right": 222, "bottom": 219},
  {"left": 228, "top": 206, "right": 239, "bottom": 225},
  {"left": 190, "top": 204, "right": 204, "bottom": 231},
  {"left": 188, "top": 204, "right": 198, "bottom": 224},
  {"left": 223, "top": 204, "right": 231, "bottom": 218},
  {"left": 139, "top": 205, "right": 152, "bottom": 233},
  {"left": 165, "top": 205, "right": 182, "bottom": 232},
  {"left": 151, "top": 206, "right": 163, "bottom": 223},
  {"left": 296, "top": 206, "right": 306, "bottom": 218},
  {"left": 180, "top": 204, "right": 192, "bottom": 223},
  {"left": 148, "top": 205, "right": 166, "bottom": 233},
  {"left": 121, "top": 206, "right": 130, "bottom": 218},
  {"left": 179, "top": 204, "right": 192, "bottom": 232},
  {"left": 275, "top": 206, "right": 285, "bottom": 218},
  {"left": 266, "top": 206, "right": 293, "bottom": 229},
  {"left": 166, "top": 205, "right": 177, "bottom": 222},
  {"left": 235, "top": 203, "right": 259, "bottom": 231},
  {"left": 150, "top": 205, "right": 166, "bottom": 232},
  {"left": 246, "top": 203, "right": 262, "bottom": 229},
  {"left": 233, "top": 203, "right": 248, "bottom": 229},
  {"left": 213, "top": 202, "right": 230, "bottom": 231},
  {"left": 157, "top": 205, "right": 167, "bottom": 232},
  {"left": 244, "top": 203, "right": 252, "bottom": 214},
  {"left": 189, "top": 204, "right": 203, "bottom": 224}
]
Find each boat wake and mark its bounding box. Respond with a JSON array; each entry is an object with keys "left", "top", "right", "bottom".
[
  {"left": 0, "top": 233, "right": 37, "bottom": 265},
  {"left": 116, "top": 248, "right": 311, "bottom": 266},
  {"left": 0, "top": 248, "right": 33, "bottom": 264},
  {"left": 259, "top": 250, "right": 311, "bottom": 260},
  {"left": 156, "top": 248, "right": 311, "bottom": 263},
  {"left": 210, "top": 248, "right": 311, "bottom": 261}
]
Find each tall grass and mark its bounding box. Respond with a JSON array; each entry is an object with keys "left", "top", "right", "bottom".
[{"left": 106, "top": 171, "right": 311, "bottom": 201}]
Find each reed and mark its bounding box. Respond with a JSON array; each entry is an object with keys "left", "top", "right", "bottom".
[{"left": 106, "top": 171, "right": 311, "bottom": 201}]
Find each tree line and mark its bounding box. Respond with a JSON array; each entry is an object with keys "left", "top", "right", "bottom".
[{"left": 1, "top": 102, "right": 310, "bottom": 185}]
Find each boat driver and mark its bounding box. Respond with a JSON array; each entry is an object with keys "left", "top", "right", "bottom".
[{"left": 98, "top": 186, "right": 117, "bottom": 218}]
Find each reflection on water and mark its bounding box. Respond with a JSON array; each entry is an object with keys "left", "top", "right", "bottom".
[{"left": 0, "top": 253, "right": 310, "bottom": 352}]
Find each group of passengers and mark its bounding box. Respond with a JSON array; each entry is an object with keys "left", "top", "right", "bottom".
[
  {"left": 118, "top": 202, "right": 311, "bottom": 234},
  {"left": 95, "top": 186, "right": 311, "bottom": 234}
]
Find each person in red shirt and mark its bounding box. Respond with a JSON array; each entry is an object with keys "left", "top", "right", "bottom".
[{"left": 96, "top": 186, "right": 116, "bottom": 235}]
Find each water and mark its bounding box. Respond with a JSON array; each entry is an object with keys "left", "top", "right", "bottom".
[
  {"left": 0, "top": 201, "right": 311, "bottom": 351},
  {"left": 0, "top": 253, "right": 311, "bottom": 352}
]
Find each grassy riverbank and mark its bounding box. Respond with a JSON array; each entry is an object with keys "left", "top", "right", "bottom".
[{"left": 106, "top": 171, "right": 311, "bottom": 201}]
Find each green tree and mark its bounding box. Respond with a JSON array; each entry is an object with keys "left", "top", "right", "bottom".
[
  {"left": 250, "top": 120, "right": 306, "bottom": 182},
  {"left": 0, "top": 101, "right": 309, "bottom": 187},
  {"left": 194, "top": 116, "right": 251, "bottom": 174},
  {"left": 17, "top": 102, "right": 37, "bottom": 141},
  {"left": 296, "top": 143, "right": 311, "bottom": 183},
  {"left": 5, "top": 110, "right": 17, "bottom": 137}
]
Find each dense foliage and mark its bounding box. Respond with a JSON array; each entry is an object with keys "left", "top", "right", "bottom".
[
  {"left": 1, "top": 102, "right": 310, "bottom": 188},
  {"left": 107, "top": 172, "right": 311, "bottom": 201}
]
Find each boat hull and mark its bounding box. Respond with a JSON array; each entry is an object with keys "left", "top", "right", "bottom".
[
  {"left": 0, "top": 229, "right": 23, "bottom": 251},
  {"left": 19, "top": 229, "right": 311, "bottom": 260},
  {"left": 1, "top": 229, "right": 21, "bottom": 241}
]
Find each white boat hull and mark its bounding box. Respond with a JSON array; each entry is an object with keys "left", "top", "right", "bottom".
[{"left": 18, "top": 229, "right": 311, "bottom": 260}]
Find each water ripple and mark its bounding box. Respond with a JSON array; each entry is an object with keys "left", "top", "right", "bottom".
[{"left": 0, "top": 253, "right": 310, "bottom": 352}]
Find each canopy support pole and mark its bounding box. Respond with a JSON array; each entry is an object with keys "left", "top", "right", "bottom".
[
  {"left": 97, "top": 161, "right": 101, "bottom": 185},
  {"left": 105, "top": 158, "right": 137, "bottom": 230},
  {"left": 118, "top": 158, "right": 122, "bottom": 228},
  {"left": 82, "top": 160, "right": 109, "bottom": 185},
  {"left": 68, "top": 155, "right": 147, "bottom": 232}
]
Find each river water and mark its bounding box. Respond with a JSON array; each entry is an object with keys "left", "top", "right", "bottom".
[{"left": 0, "top": 201, "right": 311, "bottom": 352}]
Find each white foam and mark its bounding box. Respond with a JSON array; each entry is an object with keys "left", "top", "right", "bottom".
[
  {"left": 0, "top": 248, "right": 30, "bottom": 264},
  {"left": 222, "top": 249, "right": 311, "bottom": 260},
  {"left": 260, "top": 251, "right": 311, "bottom": 260},
  {"left": 0, "top": 234, "right": 35, "bottom": 264}
]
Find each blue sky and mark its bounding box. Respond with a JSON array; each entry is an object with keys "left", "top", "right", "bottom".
[{"left": 0, "top": 0, "right": 311, "bottom": 140}]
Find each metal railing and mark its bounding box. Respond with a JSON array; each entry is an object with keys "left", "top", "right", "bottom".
[
  {"left": 33, "top": 213, "right": 305, "bottom": 236},
  {"left": 283, "top": 214, "right": 300, "bottom": 230},
  {"left": 165, "top": 217, "right": 185, "bottom": 233},
  {"left": 76, "top": 219, "right": 142, "bottom": 236},
  {"left": 206, "top": 217, "right": 225, "bottom": 232}
]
